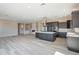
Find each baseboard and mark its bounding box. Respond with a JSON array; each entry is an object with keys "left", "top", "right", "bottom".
[{"left": 0, "top": 34, "right": 18, "bottom": 37}]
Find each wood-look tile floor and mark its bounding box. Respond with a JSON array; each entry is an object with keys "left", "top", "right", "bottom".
[{"left": 0, "top": 34, "right": 79, "bottom": 55}]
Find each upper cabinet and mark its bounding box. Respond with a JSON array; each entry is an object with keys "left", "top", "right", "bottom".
[
  {"left": 59, "top": 22, "right": 67, "bottom": 28},
  {"left": 46, "top": 22, "right": 58, "bottom": 32}
]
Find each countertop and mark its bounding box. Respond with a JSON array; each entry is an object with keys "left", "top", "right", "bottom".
[
  {"left": 67, "top": 32, "right": 79, "bottom": 37},
  {"left": 36, "top": 32, "right": 56, "bottom": 34}
]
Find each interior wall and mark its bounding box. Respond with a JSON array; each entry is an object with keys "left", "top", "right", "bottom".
[
  {"left": 18, "top": 23, "right": 24, "bottom": 35},
  {"left": 18, "top": 23, "right": 32, "bottom": 35},
  {"left": 31, "top": 22, "right": 37, "bottom": 34},
  {"left": 0, "top": 20, "right": 18, "bottom": 37},
  {"left": 24, "top": 24, "right": 32, "bottom": 34}
]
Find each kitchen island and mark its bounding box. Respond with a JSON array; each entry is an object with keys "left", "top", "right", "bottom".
[
  {"left": 67, "top": 32, "right": 79, "bottom": 53},
  {"left": 35, "top": 32, "right": 57, "bottom": 42}
]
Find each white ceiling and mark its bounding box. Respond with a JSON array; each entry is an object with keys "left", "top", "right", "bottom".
[{"left": 0, "top": 3, "right": 75, "bottom": 23}]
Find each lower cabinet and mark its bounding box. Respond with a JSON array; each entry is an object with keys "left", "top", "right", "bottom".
[{"left": 35, "top": 32, "right": 57, "bottom": 42}]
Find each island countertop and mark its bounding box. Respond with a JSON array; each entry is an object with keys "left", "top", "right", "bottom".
[
  {"left": 36, "top": 32, "right": 56, "bottom": 34},
  {"left": 67, "top": 32, "right": 79, "bottom": 37}
]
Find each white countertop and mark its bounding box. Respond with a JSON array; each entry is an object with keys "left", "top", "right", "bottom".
[
  {"left": 67, "top": 32, "right": 79, "bottom": 37},
  {"left": 36, "top": 32, "right": 56, "bottom": 34}
]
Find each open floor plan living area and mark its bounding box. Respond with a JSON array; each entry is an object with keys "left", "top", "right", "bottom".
[{"left": 0, "top": 3, "right": 79, "bottom": 55}]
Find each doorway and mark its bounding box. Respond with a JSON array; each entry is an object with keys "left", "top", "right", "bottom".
[{"left": 18, "top": 23, "right": 24, "bottom": 35}]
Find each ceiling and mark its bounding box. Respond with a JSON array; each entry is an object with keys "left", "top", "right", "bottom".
[{"left": 0, "top": 3, "right": 76, "bottom": 23}]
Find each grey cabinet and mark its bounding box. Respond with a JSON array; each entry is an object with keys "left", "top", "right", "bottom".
[
  {"left": 58, "top": 32, "right": 67, "bottom": 38},
  {"left": 72, "top": 11, "right": 79, "bottom": 28},
  {"left": 35, "top": 32, "right": 57, "bottom": 42},
  {"left": 47, "top": 22, "right": 58, "bottom": 32}
]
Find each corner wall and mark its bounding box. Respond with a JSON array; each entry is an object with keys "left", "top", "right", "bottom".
[{"left": 0, "top": 20, "right": 18, "bottom": 37}]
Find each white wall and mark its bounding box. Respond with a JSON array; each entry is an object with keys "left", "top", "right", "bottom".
[
  {"left": 24, "top": 24, "right": 31, "bottom": 34},
  {"left": 0, "top": 20, "right": 18, "bottom": 37},
  {"left": 31, "top": 23, "right": 36, "bottom": 34},
  {"left": 19, "top": 23, "right": 31, "bottom": 35}
]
